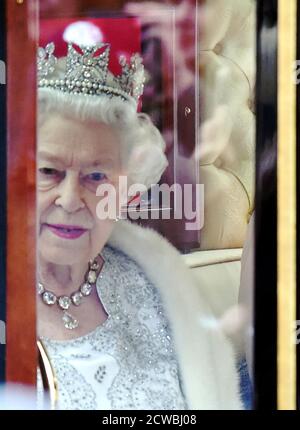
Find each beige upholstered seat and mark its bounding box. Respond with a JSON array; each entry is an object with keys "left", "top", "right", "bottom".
[
  {"left": 186, "top": 0, "right": 256, "bottom": 353},
  {"left": 198, "top": 0, "right": 256, "bottom": 250}
]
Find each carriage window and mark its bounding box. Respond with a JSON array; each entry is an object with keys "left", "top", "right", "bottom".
[{"left": 1, "top": 0, "right": 259, "bottom": 411}]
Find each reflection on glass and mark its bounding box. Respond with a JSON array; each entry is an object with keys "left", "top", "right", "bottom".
[{"left": 35, "top": 0, "right": 255, "bottom": 411}]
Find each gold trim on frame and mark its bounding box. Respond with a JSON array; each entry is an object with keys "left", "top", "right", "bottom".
[
  {"left": 37, "top": 339, "right": 58, "bottom": 409},
  {"left": 277, "top": 0, "right": 297, "bottom": 410}
]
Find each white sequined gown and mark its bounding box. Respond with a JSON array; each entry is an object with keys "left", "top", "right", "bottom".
[{"left": 37, "top": 245, "right": 188, "bottom": 410}]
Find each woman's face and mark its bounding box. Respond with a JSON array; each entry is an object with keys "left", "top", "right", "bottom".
[{"left": 37, "top": 113, "right": 122, "bottom": 266}]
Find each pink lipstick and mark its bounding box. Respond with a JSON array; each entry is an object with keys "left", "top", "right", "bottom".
[{"left": 45, "top": 224, "right": 88, "bottom": 240}]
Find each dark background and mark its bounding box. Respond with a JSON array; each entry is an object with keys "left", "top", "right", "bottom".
[{"left": 255, "top": 0, "right": 278, "bottom": 410}]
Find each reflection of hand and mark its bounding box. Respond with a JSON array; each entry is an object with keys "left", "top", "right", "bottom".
[
  {"left": 125, "top": 0, "right": 196, "bottom": 96},
  {"left": 196, "top": 106, "right": 233, "bottom": 164},
  {"left": 219, "top": 304, "right": 249, "bottom": 338}
]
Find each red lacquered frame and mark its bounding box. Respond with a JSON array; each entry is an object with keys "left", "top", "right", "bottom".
[{"left": 6, "top": 0, "right": 38, "bottom": 385}]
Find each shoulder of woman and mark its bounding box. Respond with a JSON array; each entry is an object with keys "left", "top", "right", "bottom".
[
  {"left": 107, "top": 221, "right": 215, "bottom": 324},
  {"left": 108, "top": 220, "right": 190, "bottom": 273}
]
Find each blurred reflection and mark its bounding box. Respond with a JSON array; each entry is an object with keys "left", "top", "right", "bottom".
[
  {"left": 125, "top": 0, "right": 256, "bottom": 409},
  {"left": 63, "top": 21, "right": 104, "bottom": 45},
  {"left": 126, "top": 0, "right": 256, "bottom": 251},
  {"left": 40, "top": 0, "right": 80, "bottom": 16}
]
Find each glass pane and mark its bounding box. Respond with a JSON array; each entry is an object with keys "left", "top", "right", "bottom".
[{"left": 35, "top": 0, "right": 255, "bottom": 410}]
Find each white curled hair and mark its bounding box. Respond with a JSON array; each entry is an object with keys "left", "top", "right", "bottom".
[{"left": 38, "top": 61, "right": 168, "bottom": 189}]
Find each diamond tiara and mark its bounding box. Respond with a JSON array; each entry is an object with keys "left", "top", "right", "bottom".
[{"left": 37, "top": 42, "right": 145, "bottom": 107}]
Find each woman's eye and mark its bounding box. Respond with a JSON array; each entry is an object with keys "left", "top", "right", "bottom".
[
  {"left": 38, "top": 168, "right": 65, "bottom": 187},
  {"left": 85, "top": 172, "right": 107, "bottom": 182},
  {"left": 38, "top": 167, "right": 60, "bottom": 176}
]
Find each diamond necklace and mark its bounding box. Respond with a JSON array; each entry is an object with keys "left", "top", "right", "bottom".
[{"left": 37, "top": 254, "right": 104, "bottom": 330}]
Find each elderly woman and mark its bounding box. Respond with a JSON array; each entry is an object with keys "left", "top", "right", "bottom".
[{"left": 36, "top": 42, "right": 243, "bottom": 410}]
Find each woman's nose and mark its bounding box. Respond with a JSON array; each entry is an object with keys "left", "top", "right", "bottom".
[{"left": 54, "top": 172, "right": 85, "bottom": 213}]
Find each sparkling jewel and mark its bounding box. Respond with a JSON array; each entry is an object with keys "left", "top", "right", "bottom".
[
  {"left": 90, "top": 261, "right": 100, "bottom": 271},
  {"left": 42, "top": 291, "right": 56, "bottom": 305},
  {"left": 38, "top": 282, "right": 44, "bottom": 295},
  {"left": 37, "top": 42, "right": 145, "bottom": 104},
  {"left": 62, "top": 311, "right": 79, "bottom": 330},
  {"left": 87, "top": 270, "right": 97, "bottom": 284},
  {"left": 58, "top": 295, "right": 71, "bottom": 310},
  {"left": 71, "top": 291, "right": 83, "bottom": 306},
  {"left": 80, "top": 282, "right": 93, "bottom": 296},
  {"left": 38, "top": 254, "right": 102, "bottom": 330}
]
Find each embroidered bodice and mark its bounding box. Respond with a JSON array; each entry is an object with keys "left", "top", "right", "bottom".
[{"left": 37, "top": 245, "right": 188, "bottom": 410}]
